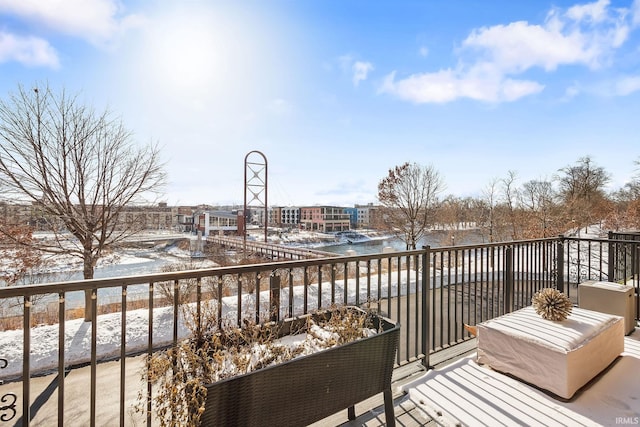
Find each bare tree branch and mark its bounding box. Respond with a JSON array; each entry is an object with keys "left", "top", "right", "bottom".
[
  {"left": 377, "top": 162, "right": 444, "bottom": 250},
  {"left": 0, "top": 83, "right": 166, "bottom": 320}
]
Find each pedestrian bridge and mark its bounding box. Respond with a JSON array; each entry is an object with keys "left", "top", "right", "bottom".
[{"left": 207, "top": 235, "right": 339, "bottom": 259}]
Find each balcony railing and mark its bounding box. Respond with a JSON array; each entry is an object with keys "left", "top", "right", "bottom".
[{"left": 0, "top": 234, "right": 639, "bottom": 426}]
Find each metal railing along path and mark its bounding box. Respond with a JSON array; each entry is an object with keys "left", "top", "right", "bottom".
[{"left": 207, "top": 235, "right": 339, "bottom": 259}]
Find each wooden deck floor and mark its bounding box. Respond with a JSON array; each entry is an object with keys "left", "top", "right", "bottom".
[
  {"left": 315, "top": 327, "right": 640, "bottom": 427},
  {"left": 311, "top": 339, "right": 478, "bottom": 427}
]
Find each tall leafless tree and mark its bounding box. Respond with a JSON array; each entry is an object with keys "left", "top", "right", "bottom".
[
  {"left": 557, "top": 156, "right": 610, "bottom": 202},
  {"left": 0, "top": 83, "right": 166, "bottom": 320},
  {"left": 608, "top": 157, "right": 640, "bottom": 230},
  {"left": 556, "top": 156, "right": 610, "bottom": 232},
  {"left": 435, "top": 195, "right": 475, "bottom": 246},
  {"left": 377, "top": 162, "right": 444, "bottom": 250},
  {"left": 520, "top": 178, "right": 558, "bottom": 237},
  {"left": 481, "top": 178, "right": 499, "bottom": 243},
  {"left": 501, "top": 170, "right": 520, "bottom": 240},
  {"left": 617, "top": 157, "right": 640, "bottom": 201}
]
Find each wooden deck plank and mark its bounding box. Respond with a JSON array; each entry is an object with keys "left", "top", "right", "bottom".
[{"left": 311, "top": 342, "right": 475, "bottom": 426}]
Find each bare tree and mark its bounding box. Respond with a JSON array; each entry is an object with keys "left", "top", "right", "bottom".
[
  {"left": 377, "top": 162, "right": 444, "bottom": 250},
  {"left": 501, "top": 170, "right": 520, "bottom": 240},
  {"left": 481, "top": 178, "right": 499, "bottom": 243},
  {"left": 556, "top": 156, "right": 610, "bottom": 231},
  {"left": 0, "top": 83, "right": 166, "bottom": 320},
  {"left": 616, "top": 157, "right": 640, "bottom": 202},
  {"left": 435, "top": 195, "right": 475, "bottom": 246},
  {"left": 557, "top": 156, "right": 610, "bottom": 201},
  {"left": 520, "top": 178, "right": 559, "bottom": 237},
  {"left": 608, "top": 157, "right": 640, "bottom": 230},
  {"left": 0, "top": 223, "right": 50, "bottom": 313}
]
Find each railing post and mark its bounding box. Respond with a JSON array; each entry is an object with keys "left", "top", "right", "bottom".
[
  {"left": 23, "top": 296, "right": 31, "bottom": 427},
  {"left": 608, "top": 230, "right": 615, "bottom": 282},
  {"left": 147, "top": 282, "right": 154, "bottom": 426},
  {"left": 90, "top": 289, "right": 98, "bottom": 427},
  {"left": 504, "top": 247, "right": 514, "bottom": 314},
  {"left": 633, "top": 242, "right": 639, "bottom": 281},
  {"left": 58, "top": 293, "right": 65, "bottom": 425},
  {"left": 557, "top": 236, "right": 565, "bottom": 293},
  {"left": 173, "top": 281, "right": 179, "bottom": 346},
  {"left": 421, "top": 246, "right": 431, "bottom": 369},
  {"left": 270, "top": 274, "right": 281, "bottom": 322},
  {"left": 636, "top": 246, "right": 640, "bottom": 321}
]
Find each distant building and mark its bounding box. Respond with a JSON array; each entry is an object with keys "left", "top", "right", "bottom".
[
  {"left": 277, "top": 207, "right": 300, "bottom": 227},
  {"left": 0, "top": 200, "right": 39, "bottom": 228},
  {"left": 269, "top": 206, "right": 281, "bottom": 227},
  {"left": 195, "top": 210, "right": 239, "bottom": 237},
  {"left": 0, "top": 200, "right": 179, "bottom": 232},
  {"left": 1, "top": 199, "right": 381, "bottom": 235},
  {"left": 299, "top": 206, "right": 350, "bottom": 232},
  {"left": 355, "top": 203, "right": 381, "bottom": 229},
  {"left": 175, "top": 206, "right": 195, "bottom": 233},
  {"left": 344, "top": 207, "right": 358, "bottom": 229},
  {"left": 119, "top": 203, "right": 176, "bottom": 231}
]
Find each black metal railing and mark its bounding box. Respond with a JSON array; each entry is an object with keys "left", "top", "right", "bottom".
[
  {"left": 0, "top": 233, "right": 638, "bottom": 425},
  {"left": 607, "top": 231, "right": 640, "bottom": 283},
  {"left": 424, "top": 238, "right": 560, "bottom": 360}
]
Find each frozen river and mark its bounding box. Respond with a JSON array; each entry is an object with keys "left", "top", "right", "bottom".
[
  {"left": 320, "top": 230, "right": 484, "bottom": 256},
  {"left": 28, "top": 243, "right": 200, "bottom": 310},
  {"left": 18, "top": 230, "right": 484, "bottom": 310}
]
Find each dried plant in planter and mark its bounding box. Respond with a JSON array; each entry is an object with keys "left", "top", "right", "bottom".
[
  {"left": 138, "top": 304, "right": 381, "bottom": 427},
  {"left": 532, "top": 288, "right": 573, "bottom": 321}
]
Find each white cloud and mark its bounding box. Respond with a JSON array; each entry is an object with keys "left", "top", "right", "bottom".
[
  {"left": 633, "top": 0, "right": 640, "bottom": 27},
  {"left": 463, "top": 21, "right": 602, "bottom": 71},
  {"left": 0, "top": 0, "right": 144, "bottom": 45},
  {"left": 419, "top": 46, "right": 429, "bottom": 57},
  {"left": 0, "top": 31, "right": 59, "bottom": 68},
  {"left": 615, "top": 75, "right": 640, "bottom": 95},
  {"left": 380, "top": 70, "right": 543, "bottom": 103},
  {"left": 381, "top": 0, "right": 635, "bottom": 104},
  {"left": 380, "top": 70, "right": 457, "bottom": 103},
  {"left": 572, "top": 75, "right": 640, "bottom": 97},
  {"left": 500, "top": 78, "right": 546, "bottom": 101},
  {"left": 566, "top": 0, "right": 610, "bottom": 23},
  {"left": 563, "top": 83, "right": 582, "bottom": 100},
  {"left": 337, "top": 55, "right": 374, "bottom": 86},
  {"left": 352, "top": 61, "right": 373, "bottom": 86}
]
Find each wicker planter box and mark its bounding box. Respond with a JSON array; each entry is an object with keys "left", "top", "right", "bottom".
[{"left": 200, "top": 307, "right": 400, "bottom": 427}]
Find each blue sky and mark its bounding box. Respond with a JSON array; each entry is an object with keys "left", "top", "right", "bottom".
[{"left": 1, "top": 0, "right": 639, "bottom": 207}]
